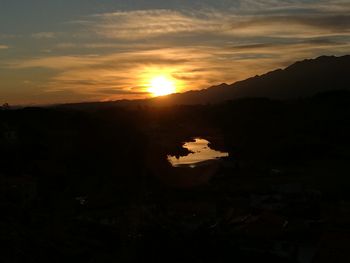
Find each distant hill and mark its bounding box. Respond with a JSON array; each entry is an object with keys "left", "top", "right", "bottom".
[
  {"left": 150, "top": 55, "right": 350, "bottom": 105},
  {"left": 58, "top": 55, "right": 350, "bottom": 109}
]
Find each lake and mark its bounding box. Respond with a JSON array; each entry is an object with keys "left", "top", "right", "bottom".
[{"left": 167, "top": 138, "right": 229, "bottom": 168}]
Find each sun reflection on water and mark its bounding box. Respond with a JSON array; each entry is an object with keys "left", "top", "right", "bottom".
[{"left": 168, "top": 138, "right": 229, "bottom": 168}]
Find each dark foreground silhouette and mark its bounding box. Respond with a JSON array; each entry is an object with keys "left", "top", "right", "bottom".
[{"left": 1, "top": 58, "right": 350, "bottom": 262}]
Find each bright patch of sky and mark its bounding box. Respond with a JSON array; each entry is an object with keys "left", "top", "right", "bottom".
[{"left": 1, "top": 0, "right": 349, "bottom": 104}]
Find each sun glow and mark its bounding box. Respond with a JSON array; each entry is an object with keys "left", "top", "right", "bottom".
[{"left": 148, "top": 76, "right": 176, "bottom": 96}]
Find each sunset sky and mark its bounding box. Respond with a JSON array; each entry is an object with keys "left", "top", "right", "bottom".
[{"left": 1, "top": 0, "right": 350, "bottom": 105}]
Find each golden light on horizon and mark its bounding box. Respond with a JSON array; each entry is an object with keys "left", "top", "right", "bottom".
[
  {"left": 148, "top": 75, "right": 176, "bottom": 96},
  {"left": 139, "top": 67, "right": 185, "bottom": 97}
]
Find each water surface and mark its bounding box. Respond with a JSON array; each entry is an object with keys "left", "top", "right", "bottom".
[{"left": 167, "top": 138, "right": 229, "bottom": 168}]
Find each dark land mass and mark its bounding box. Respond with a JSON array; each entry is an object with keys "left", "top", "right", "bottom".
[{"left": 1, "top": 56, "right": 350, "bottom": 262}]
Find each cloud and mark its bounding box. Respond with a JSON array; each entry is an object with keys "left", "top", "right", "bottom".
[
  {"left": 97, "top": 88, "right": 149, "bottom": 95},
  {"left": 0, "top": 34, "right": 20, "bottom": 39},
  {"left": 4, "top": 1, "right": 350, "bottom": 103},
  {"left": 10, "top": 36, "right": 350, "bottom": 101},
  {"left": 0, "top": 45, "right": 9, "bottom": 49},
  {"left": 81, "top": 3, "right": 350, "bottom": 41},
  {"left": 55, "top": 42, "right": 122, "bottom": 49},
  {"left": 32, "top": 32, "right": 57, "bottom": 39},
  {"left": 87, "top": 9, "right": 217, "bottom": 40},
  {"left": 9, "top": 55, "right": 102, "bottom": 70},
  {"left": 237, "top": 0, "right": 350, "bottom": 14}
]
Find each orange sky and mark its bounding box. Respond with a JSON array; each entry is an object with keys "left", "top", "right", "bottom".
[{"left": 1, "top": 1, "right": 350, "bottom": 105}]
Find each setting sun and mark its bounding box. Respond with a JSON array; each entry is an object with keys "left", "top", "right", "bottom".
[{"left": 148, "top": 76, "right": 176, "bottom": 97}]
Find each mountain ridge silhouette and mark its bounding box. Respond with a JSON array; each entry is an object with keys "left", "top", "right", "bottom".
[{"left": 58, "top": 55, "right": 350, "bottom": 109}]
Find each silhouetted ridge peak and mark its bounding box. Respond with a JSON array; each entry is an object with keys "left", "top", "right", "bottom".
[
  {"left": 286, "top": 55, "right": 347, "bottom": 70},
  {"left": 58, "top": 55, "right": 350, "bottom": 108},
  {"left": 205, "top": 83, "right": 229, "bottom": 90}
]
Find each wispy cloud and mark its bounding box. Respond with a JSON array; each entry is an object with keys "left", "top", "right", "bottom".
[
  {"left": 3, "top": 1, "right": 350, "bottom": 103},
  {"left": 0, "top": 34, "right": 20, "bottom": 39},
  {"left": 10, "top": 36, "right": 349, "bottom": 100},
  {"left": 83, "top": 3, "right": 350, "bottom": 40},
  {"left": 87, "top": 10, "right": 217, "bottom": 40},
  {"left": 54, "top": 42, "right": 122, "bottom": 49},
  {"left": 32, "top": 32, "right": 58, "bottom": 39},
  {"left": 0, "top": 45, "right": 9, "bottom": 49}
]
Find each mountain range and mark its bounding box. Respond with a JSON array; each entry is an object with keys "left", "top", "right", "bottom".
[{"left": 59, "top": 55, "right": 350, "bottom": 109}]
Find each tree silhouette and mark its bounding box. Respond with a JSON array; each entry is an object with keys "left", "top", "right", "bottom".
[{"left": 1, "top": 103, "right": 10, "bottom": 110}]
